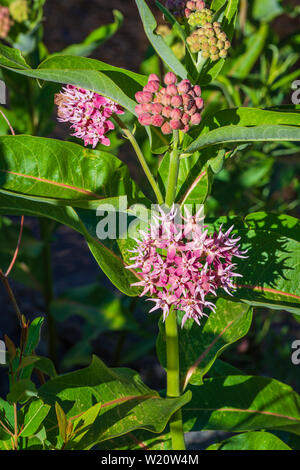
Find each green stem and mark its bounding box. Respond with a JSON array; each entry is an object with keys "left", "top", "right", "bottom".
[
  {"left": 164, "top": 131, "right": 185, "bottom": 450},
  {"left": 165, "top": 131, "right": 179, "bottom": 207},
  {"left": 165, "top": 308, "right": 186, "bottom": 450},
  {"left": 113, "top": 115, "right": 164, "bottom": 205},
  {"left": 39, "top": 218, "right": 57, "bottom": 368}
]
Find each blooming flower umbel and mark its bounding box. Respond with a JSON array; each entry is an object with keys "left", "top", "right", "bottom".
[
  {"left": 135, "top": 72, "right": 204, "bottom": 134},
  {"left": 55, "top": 85, "right": 124, "bottom": 148},
  {"left": 127, "top": 207, "right": 247, "bottom": 327}
]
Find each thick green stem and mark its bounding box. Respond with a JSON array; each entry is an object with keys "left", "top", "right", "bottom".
[
  {"left": 165, "top": 308, "right": 186, "bottom": 450},
  {"left": 39, "top": 218, "right": 57, "bottom": 367},
  {"left": 165, "top": 131, "right": 185, "bottom": 450},
  {"left": 165, "top": 131, "right": 179, "bottom": 207},
  {"left": 113, "top": 115, "right": 164, "bottom": 205}
]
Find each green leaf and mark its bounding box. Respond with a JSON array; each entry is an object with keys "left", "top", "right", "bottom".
[
  {"left": 69, "top": 403, "right": 102, "bottom": 447},
  {"left": 0, "top": 44, "right": 147, "bottom": 114},
  {"left": 207, "top": 431, "right": 291, "bottom": 450},
  {"left": 135, "top": 0, "right": 188, "bottom": 79},
  {"left": 229, "top": 23, "right": 269, "bottom": 79},
  {"left": 0, "top": 43, "right": 30, "bottom": 69},
  {"left": 55, "top": 402, "right": 68, "bottom": 443},
  {"left": 0, "top": 135, "right": 135, "bottom": 203},
  {"left": 199, "top": 106, "right": 300, "bottom": 135},
  {"left": 20, "top": 399, "right": 50, "bottom": 438},
  {"left": 208, "top": 212, "right": 300, "bottom": 314},
  {"left": 0, "top": 398, "right": 14, "bottom": 440},
  {"left": 252, "top": 0, "right": 283, "bottom": 22},
  {"left": 33, "top": 357, "right": 57, "bottom": 379},
  {"left": 59, "top": 10, "right": 123, "bottom": 57},
  {"left": 185, "top": 375, "right": 300, "bottom": 436},
  {"left": 7, "top": 379, "right": 38, "bottom": 404},
  {"left": 157, "top": 299, "right": 252, "bottom": 387},
  {"left": 38, "top": 355, "right": 192, "bottom": 449},
  {"left": 185, "top": 124, "right": 300, "bottom": 154}
]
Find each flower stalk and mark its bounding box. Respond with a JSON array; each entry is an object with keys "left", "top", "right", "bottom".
[{"left": 113, "top": 114, "right": 164, "bottom": 205}]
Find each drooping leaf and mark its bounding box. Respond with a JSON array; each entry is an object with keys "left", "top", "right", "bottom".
[
  {"left": 185, "top": 125, "right": 300, "bottom": 154},
  {"left": 0, "top": 43, "right": 147, "bottom": 113},
  {"left": 185, "top": 375, "right": 300, "bottom": 436},
  {"left": 38, "top": 355, "right": 191, "bottom": 449},
  {"left": 207, "top": 431, "right": 291, "bottom": 450},
  {"left": 135, "top": 0, "right": 188, "bottom": 79},
  {"left": 208, "top": 212, "right": 300, "bottom": 314},
  {"left": 157, "top": 299, "right": 253, "bottom": 387}
]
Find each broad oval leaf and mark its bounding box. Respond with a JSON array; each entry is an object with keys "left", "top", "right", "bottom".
[
  {"left": 208, "top": 212, "right": 300, "bottom": 314},
  {"left": 185, "top": 375, "right": 300, "bottom": 436},
  {"left": 38, "top": 355, "right": 191, "bottom": 449},
  {"left": 157, "top": 298, "right": 253, "bottom": 388}
]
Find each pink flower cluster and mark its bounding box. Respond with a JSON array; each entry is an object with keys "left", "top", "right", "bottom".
[
  {"left": 55, "top": 85, "right": 124, "bottom": 148},
  {"left": 127, "top": 207, "right": 246, "bottom": 327},
  {"left": 135, "top": 72, "right": 204, "bottom": 134}
]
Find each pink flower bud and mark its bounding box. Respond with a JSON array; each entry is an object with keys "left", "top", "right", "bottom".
[
  {"left": 171, "top": 108, "right": 182, "bottom": 120},
  {"left": 170, "top": 119, "right": 182, "bottom": 130},
  {"left": 181, "top": 113, "right": 190, "bottom": 125},
  {"left": 164, "top": 72, "right": 177, "bottom": 86},
  {"left": 195, "top": 97, "right": 204, "bottom": 109},
  {"left": 152, "top": 103, "right": 163, "bottom": 114},
  {"left": 161, "top": 121, "right": 172, "bottom": 135},
  {"left": 187, "top": 105, "right": 197, "bottom": 116},
  {"left": 142, "top": 103, "right": 153, "bottom": 113},
  {"left": 135, "top": 104, "right": 144, "bottom": 115},
  {"left": 190, "top": 113, "right": 202, "bottom": 125},
  {"left": 162, "top": 106, "right": 172, "bottom": 118},
  {"left": 161, "top": 94, "right": 172, "bottom": 106},
  {"left": 185, "top": 8, "right": 191, "bottom": 17},
  {"left": 177, "top": 80, "right": 191, "bottom": 94},
  {"left": 148, "top": 73, "right": 160, "bottom": 82},
  {"left": 171, "top": 95, "right": 183, "bottom": 107},
  {"left": 166, "top": 84, "right": 178, "bottom": 96},
  {"left": 135, "top": 91, "right": 153, "bottom": 104},
  {"left": 182, "top": 124, "right": 190, "bottom": 133},
  {"left": 194, "top": 85, "right": 202, "bottom": 97},
  {"left": 182, "top": 93, "right": 193, "bottom": 106},
  {"left": 144, "top": 80, "right": 160, "bottom": 93},
  {"left": 138, "top": 113, "right": 152, "bottom": 126},
  {"left": 151, "top": 115, "right": 165, "bottom": 127}
]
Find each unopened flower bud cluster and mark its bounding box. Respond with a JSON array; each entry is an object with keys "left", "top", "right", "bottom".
[
  {"left": 135, "top": 72, "right": 204, "bottom": 134},
  {"left": 9, "top": 0, "right": 29, "bottom": 23},
  {"left": 187, "top": 8, "right": 213, "bottom": 27},
  {"left": 187, "top": 21, "right": 231, "bottom": 60},
  {"left": 0, "top": 6, "right": 13, "bottom": 39}
]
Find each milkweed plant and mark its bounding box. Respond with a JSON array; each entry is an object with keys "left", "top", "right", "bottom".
[{"left": 0, "top": 0, "right": 299, "bottom": 452}]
